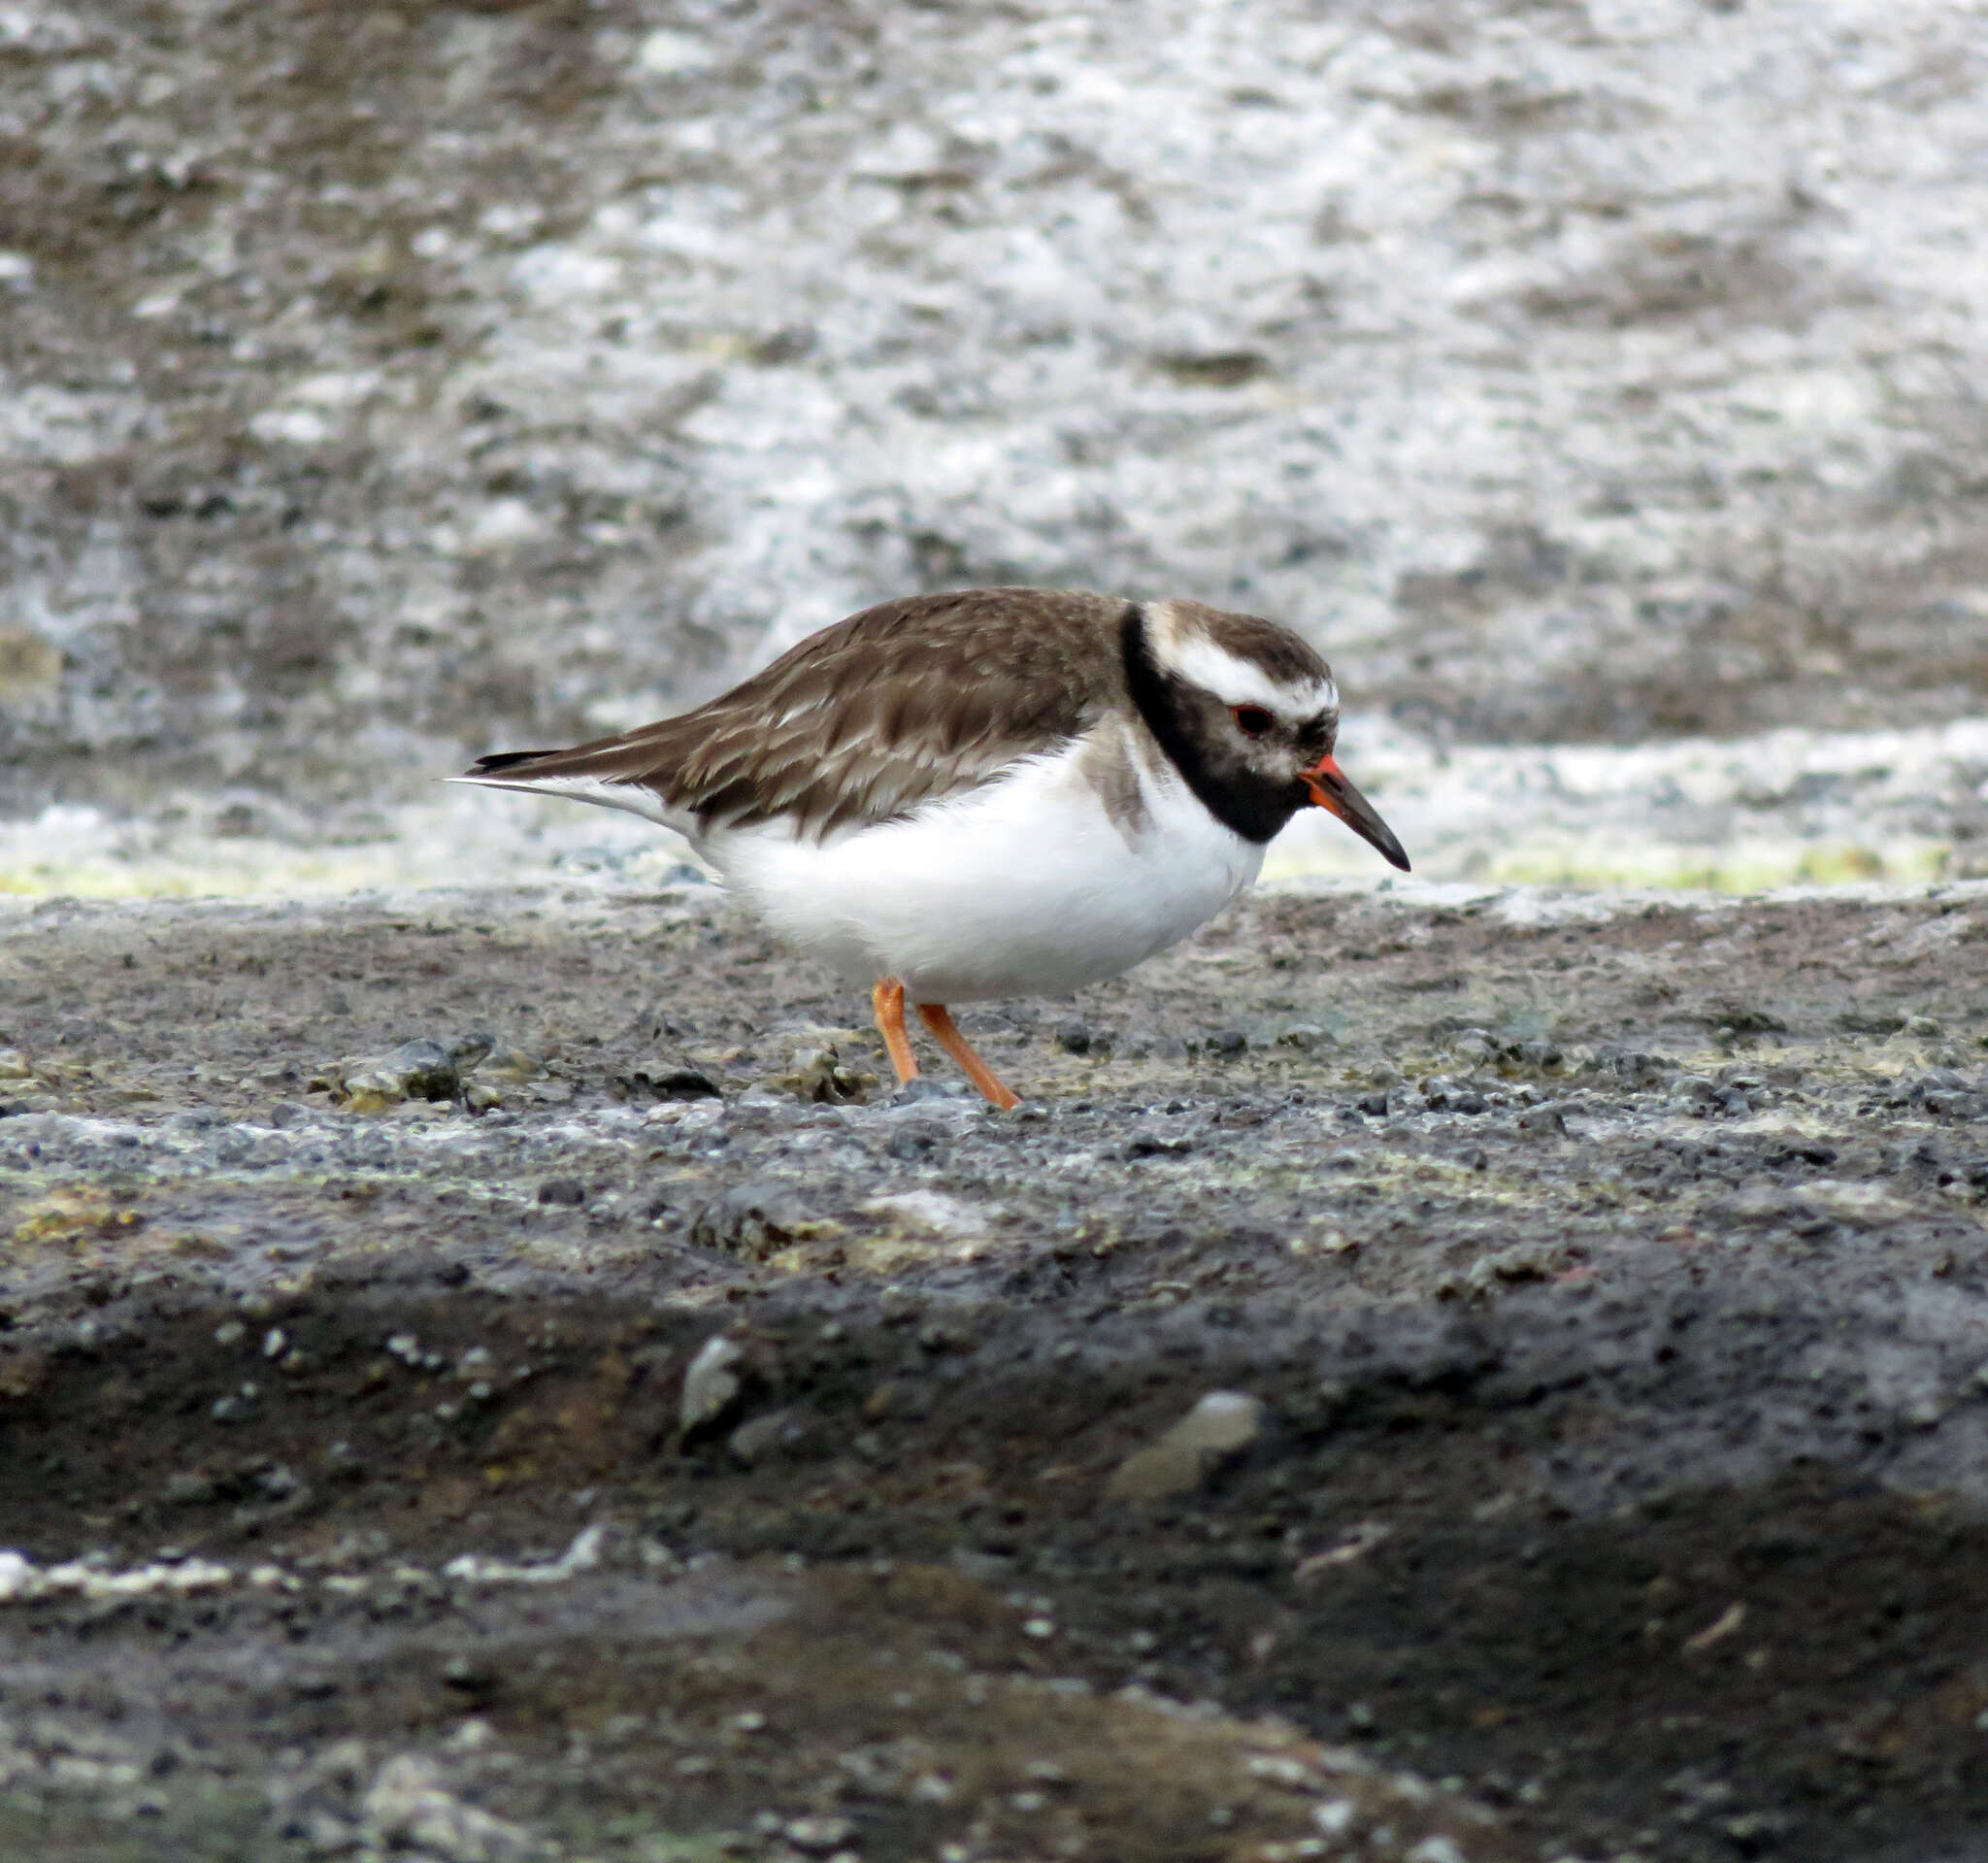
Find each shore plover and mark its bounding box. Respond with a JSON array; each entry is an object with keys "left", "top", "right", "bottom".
[{"left": 457, "top": 587, "right": 1408, "bottom": 1107}]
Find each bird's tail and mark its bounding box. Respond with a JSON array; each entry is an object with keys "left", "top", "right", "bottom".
[{"left": 448, "top": 734, "right": 684, "bottom": 829}]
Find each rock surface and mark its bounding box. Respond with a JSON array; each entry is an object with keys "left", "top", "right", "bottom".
[
  {"left": 5, "top": 0, "right": 1988, "bottom": 836},
  {"left": 3, "top": 879, "right": 1988, "bottom": 1858}
]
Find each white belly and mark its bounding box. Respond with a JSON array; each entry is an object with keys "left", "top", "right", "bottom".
[{"left": 699, "top": 740, "right": 1262, "bottom": 1003}]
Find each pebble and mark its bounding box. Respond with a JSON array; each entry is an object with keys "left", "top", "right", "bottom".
[
  {"left": 1106, "top": 1390, "right": 1265, "bottom": 1504},
  {"left": 1592, "top": 1046, "right": 1673, "bottom": 1089},
  {"left": 360, "top": 1753, "right": 532, "bottom": 1861},
  {"left": 335, "top": 1039, "right": 460, "bottom": 1112},
  {"left": 1276, "top": 1022, "right": 1333, "bottom": 1051},
  {"left": 889, "top": 1078, "right": 973, "bottom": 1106},
  {"left": 536, "top": 1177, "right": 586, "bottom": 1208},
  {"left": 783, "top": 1814, "right": 855, "bottom": 1852},
  {"left": 624, "top": 1065, "right": 723, "bottom": 1103},
  {"left": 1054, "top": 1018, "right": 1094, "bottom": 1054},
  {"left": 690, "top": 1181, "right": 813, "bottom": 1259},
  {"left": 681, "top": 1335, "right": 747, "bottom": 1433},
  {"left": 471, "top": 1046, "right": 541, "bottom": 1085},
  {"left": 728, "top": 1408, "right": 809, "bottom": 1467},
  {"left": 886, "top": 1123, "right": 946, "bottom": 1162},
  {"left": 1404, "top": 1838, "right": 1467, "bottom": 1863},
  {"left": 773, "top": 1047, "right": 868, "bottom": 1104},
  {"left": 1464, "top": 1245, "right": 1555, "bottom": 1294}
]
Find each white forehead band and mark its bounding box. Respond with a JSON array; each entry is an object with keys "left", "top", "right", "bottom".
[{"left": 1160, "top": 633, "right": 1337, "bottom": 717}]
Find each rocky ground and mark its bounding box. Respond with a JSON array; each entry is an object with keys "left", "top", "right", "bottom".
[
  {"left": 10, "top": 7, "right": 1988, "bottom": 1857},
  {"left": 3, "top": 876, "right": 1988, "bottom": 1860}
]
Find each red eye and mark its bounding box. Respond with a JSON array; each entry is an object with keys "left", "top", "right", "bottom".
[{"left": 1232, "top": 705, "right": 1274, "bottom": 739}]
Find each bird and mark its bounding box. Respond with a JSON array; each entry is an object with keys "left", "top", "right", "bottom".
[{"left": 454, "top": 587, "right": 1408, "bottom": 1109}]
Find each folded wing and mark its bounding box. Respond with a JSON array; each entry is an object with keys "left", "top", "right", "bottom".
[{"left": 455, "top": 588, "right": 1128, "bottom": 840}]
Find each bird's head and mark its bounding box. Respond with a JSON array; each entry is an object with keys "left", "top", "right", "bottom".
[{"left": 1133, "top": 599, "right": 1410, "bottom": 869}]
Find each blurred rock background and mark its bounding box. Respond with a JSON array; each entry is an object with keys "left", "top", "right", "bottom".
[{"left": 3, "top": 0, "right": 1987, "bottom": 888}]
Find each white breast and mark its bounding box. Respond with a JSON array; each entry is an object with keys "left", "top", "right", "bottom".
[{"left": 699, "top": 726, "right": 1263, "bottom": 1004}]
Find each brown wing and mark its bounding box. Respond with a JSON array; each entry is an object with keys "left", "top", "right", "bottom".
[{"left": 462, "top": 588, "right": 1133, "bottom": 838}]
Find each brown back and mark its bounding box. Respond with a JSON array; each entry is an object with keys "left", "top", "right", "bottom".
[{"left": 477, "top": 588, "right": 1131, "bottom": 838}]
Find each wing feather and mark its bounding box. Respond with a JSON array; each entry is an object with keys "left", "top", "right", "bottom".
[{"left": 459, "top": 588, "right": 1131, "bottom": 838}]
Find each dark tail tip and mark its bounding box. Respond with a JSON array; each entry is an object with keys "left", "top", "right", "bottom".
[{"left": 464, "top": 749, "right": 554, "bottom": 777}]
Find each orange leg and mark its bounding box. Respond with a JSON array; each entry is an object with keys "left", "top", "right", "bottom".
[
  {"left": 872, "top": 978, "right": 919, "bottom": 1087},
  {"left": 917, "top": 1003, "right": 1021, "bottom": 1111}
]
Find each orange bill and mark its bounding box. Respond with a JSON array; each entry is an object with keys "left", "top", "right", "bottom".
[{"left": 1301, "top": 754, "right": 1410, "bottom": 872}]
